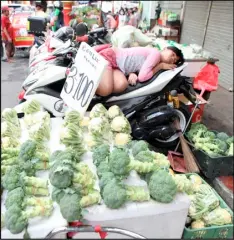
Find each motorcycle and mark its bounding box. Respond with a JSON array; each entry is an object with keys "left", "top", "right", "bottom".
[
  {"left": 15, "top": 58, "right": 197, "bottom": 148},
  {"left": 29, "top": 24, "right": 109, "bottom": 73}
]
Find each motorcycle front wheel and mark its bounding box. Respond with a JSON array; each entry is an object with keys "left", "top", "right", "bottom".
[{"left": 149, "top": 102, "right": 191, "bottom": 149}]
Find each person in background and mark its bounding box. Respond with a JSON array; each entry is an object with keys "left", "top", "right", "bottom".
[
  {"left": 1, "top": 6, "right": 14, "bottom": 62},
  {"left": 118, "top": 8, "right": 126, "bottom": 28},
  {"left": 94, "top": 45, "right": 184, "bottom": 97},
  {"left": 35, "top": 1, "right": 47, "bottom": 18},
  {"left": 46, "top": 2, "right": 54, "bottom": 19},
  {"left": 50, "top": 1, "right": 64, "bottom": 32}
]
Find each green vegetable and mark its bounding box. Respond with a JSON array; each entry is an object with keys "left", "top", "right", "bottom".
[
  {"left": 97, "top": 162, "right": 111, "bottom": 178},
  {"left": 1, "top": 213, "right": 4, "bottom": 229},
  {"left": 59, "top": 193, "right": 82, "bottom": 222},
  {"left": 80, "top": 190, "right": 101, "bottom": 208},
  {"left": 213, "top": 139, "right": 228, "bottom": 153},
  {"left": 109, "top": 148, "right": 158, "bottom": 176},
  {"left": 131, "top": 140, "right": 149, "bottom": 156},
  {"left": 114, "top": 133, "right": 132, "bottom": 146},
  {"left": 2, "top": 157, "right": 18, "bottom": 166},
  {"left": 226, "top": 136, "right": 234, "bottom": 146},
  {"left": 148, "top": 170, "right": 177, "bottom": 203},
  {"left": 134, "top": 150, "right": 155, "bottom": 162},
  {"left": 92, "top": 144, "right": 110, "bottom": 167},
  {"left": 24, "top": 111, "right": 50, "bottom": 128},
  {"left": 2, "top": 137, "right": 20, "bottom": 149},
  {"left": 28, "top": 122, "right": 50, "bottom": 143},
  {"left": 188, "top": 184, "right": 220, "bottom": 220},
  {"left": 5, "top": 187, "right": 25, "bottom": 209},
  {"left": 89, "top": 103, "right": 108, "bottom": 119},
  {"left": 23, "top": 100, "right": 41, "bottom": 114},
  {"left": 18, "top": 140, "right": 37, "bottom": 162},
  {"left": 49, "top": 165, "right": 73, "bottom": 189},
  {"left": 99, "top": 172, "right": 116, "bottom": 191},
  {"left": 110, "top": 116, "right": 131, "bottom": 134},
  {"left": 216, "top": 132, "right": 229, "bottom": 141},
  {"left": 153, "top": 152, "right": 170, "bottom": 168},
  {"left": 227, "top": 143, "right": 233, "bottom": 156},
  {"left": 1, "top": 122, "right": 21, "bottom": 138},
  {"left": 60, "top": 123, "right": 85, "bottom": 156},
  {"left": 173, "top": 174, "right": 194, "bottom": 195},
  {"left": 107, "top": 105, "right": 123, "bottom": 119},
  {"left": 204, "top": 131, "right": 216, "bottom": 140},
  {"left": 3, "top": 166, "right": 48, "bottom": 192},
  {"left": 203, "top": 207, "right": 232, "bottom": 226},
  {"left": 1, "top": 108, "right": 20, "bottom": 126},
  {"left": 102, "top": 180, "right": 150, "bottom": 209},
  {"left": 191, "top": 220, "right": 205, "bottom": 229},
  {"left": 64, "top": 110, "right": 81, "bottom": 126}
]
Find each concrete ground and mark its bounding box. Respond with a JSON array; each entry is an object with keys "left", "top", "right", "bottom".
[{"left": 1, "top": 55, "right": 29, "bottom": 109}]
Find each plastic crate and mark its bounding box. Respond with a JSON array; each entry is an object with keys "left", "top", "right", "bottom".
[
  {"left": 183, "top": 173, "right": 233, "bottom": 239},
  {"left": 185, "top": 132, "right": 233, "bottom": 179}
]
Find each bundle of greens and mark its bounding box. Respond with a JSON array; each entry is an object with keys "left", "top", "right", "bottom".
[
  {"left": 2, "top": 166, "right": 49, "bottom": 195},
  {"left": 1, "top": 108, "right": 20, "bottom": 127},
  {"left": 187, "top": 123, "right": 233, "bottom": 157},
  {"left": 4, "top": 188, "right": 53, "bottom": 234}
]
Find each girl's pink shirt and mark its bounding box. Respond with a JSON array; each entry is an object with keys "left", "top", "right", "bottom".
[
  {"left": 114, "top": 47, "right": 161, "bottom": 82},
  {"left": 94, "top": 45, "right": 161, "bottom": 82}
]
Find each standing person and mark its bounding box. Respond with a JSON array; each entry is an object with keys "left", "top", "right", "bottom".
[
  {"left": 1, "top": 6, "right": 14, "bottom": 62},
  {"left": 35, "top": 1, "right": 47, "bottom": 18},
  {"left": 50, "top": 1, "right": 64, "bottom": 32}
]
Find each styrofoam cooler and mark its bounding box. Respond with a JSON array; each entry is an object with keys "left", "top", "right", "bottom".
[
  {"left": 72, "top": 193, "right": 190, "bottom": 239},
  {"left": 181, "top": 60, "right": 207, "bottom": 78}
]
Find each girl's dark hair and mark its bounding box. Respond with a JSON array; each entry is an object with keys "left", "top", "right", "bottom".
[{"left": 167, "top": 46, "right": 185, "bottom": 66}]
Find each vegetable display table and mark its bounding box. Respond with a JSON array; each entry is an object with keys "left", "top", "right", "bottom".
[{"left": 1, "top": 118, "right": 190, "bottom": 239}]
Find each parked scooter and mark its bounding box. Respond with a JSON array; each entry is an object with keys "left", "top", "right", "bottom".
[
  {"left": 15, "top": 59, "right": 197, "bottom": 148},
  {"left": 29, "top": 23, "right": 109, "bottom": 73}
]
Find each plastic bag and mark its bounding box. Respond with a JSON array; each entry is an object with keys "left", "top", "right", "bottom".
[
  {"left": 193, "top": 63, "right": 220, "bottom": 95},
  {"left": 111, "top": 25, "right": 152, "bottom": 48}
]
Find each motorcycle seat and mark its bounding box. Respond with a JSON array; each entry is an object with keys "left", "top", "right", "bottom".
[{"left": 111, "top": 69, "right": 165, "bottom": 97}]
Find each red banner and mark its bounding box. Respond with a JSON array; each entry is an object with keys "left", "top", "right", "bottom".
[{"left": 12, "top": 12, "right": 34, "bottom": 48}]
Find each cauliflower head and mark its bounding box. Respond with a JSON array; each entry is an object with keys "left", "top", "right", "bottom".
[
  {"left": 111, "top": 116, "right": 131, "bottom": 134},
  {"left": 89, "top": 103, "right": 108, "bottom": 119},
  {"left": 108, "top": 105, "right": 123, "bottom": 119}
]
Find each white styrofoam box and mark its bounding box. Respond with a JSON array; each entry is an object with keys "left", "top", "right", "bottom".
[
  {"left": 181, "top": 61, "right": 207, "bottom": 77},
  {"left": 72, "top": 193, "right": 190, "bottom": 239}
]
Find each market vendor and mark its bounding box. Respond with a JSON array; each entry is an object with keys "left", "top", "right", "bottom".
[
  {"left": 94, "top": 45, "right": 184, "bottom": 97},
  {"left": 1, "top": 6, "right": 14, "bottom": 62}
]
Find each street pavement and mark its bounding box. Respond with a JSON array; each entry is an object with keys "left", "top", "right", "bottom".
[{"left": 1, "top": 55, "right": 29, "bottom": 109}]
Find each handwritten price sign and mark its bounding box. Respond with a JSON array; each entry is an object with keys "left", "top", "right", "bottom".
[{"left": 61, "top": 42, "right": 107, "bottom": 116}]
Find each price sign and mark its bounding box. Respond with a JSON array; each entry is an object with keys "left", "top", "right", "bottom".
[{"left": 61, "top": 42, "right": 107, "bottom": 116}]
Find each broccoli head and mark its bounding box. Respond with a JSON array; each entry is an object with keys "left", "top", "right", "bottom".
[
  {"left": 217, "top": 132, "right": 229, "bottom": 141},
  {"left": 102, "top": 179, "right": 150, "bottom": 209},
  {"left": 131, "top": 140, "right": 149, "bottom": 156},
  {"left": 92, "top": 144, "right": 110, "bottom": 167},
  {"left": 99, "top": 172, "right": 116, "bottom": 191},
  {"left": 134, "top": 150, "right": 155, "bottom": 162},
  {"left": 204, "top": 131, "right": 216, "bottom": 140},
  {"left": 102, "top": 180, "right": 127, "bottom": 209},
  {"left": 5, "top": 187, "right": 25, "bottom": 209},
  {"left": 226, "top": 136, "right": 234, "bottom": 146},
  {"left": 18, "top": 140, "right": 37, "bottom": 161},
  {"left": 213, "top": 139, "right": 228, "bottom": 153},
  {"left": 97, "top": 162, "right": 111, "bottom": 178},
  {"left": 5, "top": 205, "right": 28, "bottom": 234},
  {"left": 148, "top": 170, "right": 177, "bottom": 203},
  {"left": 109, "top": 148, "right": 131, "bottom": 176},
  {"left": 49, "top": 165, "right": 73, "bottom": 189},
  {"left": 59, "top": 193, "right": 82, "bottom": 222},
  {"left": 2, "top": 166, "right": 21, "bottom": 191}
]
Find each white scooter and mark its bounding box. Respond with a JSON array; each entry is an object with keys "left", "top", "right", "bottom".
[
  {"left": 29, "top": 27, "right": 75, "bottom": 71},
  {"left": 15, "top": 61, "right": 198, "bottom": 148}
]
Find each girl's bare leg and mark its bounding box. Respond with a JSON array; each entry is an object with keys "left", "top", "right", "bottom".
[
  {"left": 96, "top": 68, "right": 114, "bottom": 96},
  {"left": 113, "top": 69, "right": 129, "bottom": 93}
]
